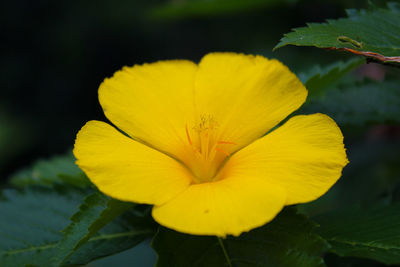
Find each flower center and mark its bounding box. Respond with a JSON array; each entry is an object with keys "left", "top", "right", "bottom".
[{"left": 183, "top": 115, "right": 235, "bottom": 183}]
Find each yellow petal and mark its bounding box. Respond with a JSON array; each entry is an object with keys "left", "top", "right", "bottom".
[
  {"left": 152, "top": 177, "right": 286, "bottom": 237},
  {"left": 99, "top": 60, "right": 197, "bottom": 159},
  {"left": 73, "top": 120, "right": 192, "bottom": 205},
  {"left": 218, "top": 113, "right": 348, "bottom": 205},
  {"left": 193, "top": 52, "right": 307, "bottom": 153}
]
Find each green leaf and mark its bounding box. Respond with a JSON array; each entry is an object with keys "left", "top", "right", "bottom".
[
  {"left": 65, "top": 204, "right": 157, "bottom": 266},
  {"left": 9, "top": 152, "right": 90, "bottom": 188},
  {"left": 275, "top": 3, "right": 400, "bottom": 64},
  {"left": 298, "top": 57, "right": 364, "bottom": 97},
  {"left": 84, "top": 241, "right": 157, "bottom": 267},
  {"left": 301, "top": 80, "right": 400, "bottom": 125},
  {"left": 152, "top": 208, "right": 329, "bottom": 267},
  {"left": 0, "top": 187, "right": 85, "bottom": 267},
  {"left": 150, "top": 0, "right": 296, "bottom": 19},
  {"left": 51, "top": 192, "right": 135, "bottom": 266},
  {"left": 314, "top": 204, "right": 400, "bottom": 265},
  {"left": 299, "top": 139, "right": 400, "bottom": 217},
  {"left": 0, "top": 187, "right": 156, "bottom": 267}
]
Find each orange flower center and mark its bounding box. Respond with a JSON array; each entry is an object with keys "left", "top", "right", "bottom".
[{"left": 182, "top": 115, "right": 235, "bottom": 183}]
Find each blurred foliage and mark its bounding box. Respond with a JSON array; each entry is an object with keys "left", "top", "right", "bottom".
[
  {"left": 150, "top": 0, "right": 298, "bottom": 19},
  {"left": 0, "top": 186, "right": 156, "bottom": 266},
  {"left": 91, "top": 242, "right": 156, "bottom": 267},
  {"left": 0, "top": 187, "right": 86, "bottom": 266},
  {"left": 314, "top": 204, "right": 400, "bottom": 265},
  {"left": 303, "top": 79, "right": 400, "bottom": 125},
  {"left": 153, "top": 208, "right": 328, "bottom": 267},
  {"left": 298, "top": 57, "right": 365, "bottom": 96},
  {"left": 9, "top": 152, "right": 90, "bottom": 188},
  {"left": 51, "top": 192, "right": 137, "bottom": 265},
  {"left": 299, "top": 137, "right": 400, "bottom": 216}
]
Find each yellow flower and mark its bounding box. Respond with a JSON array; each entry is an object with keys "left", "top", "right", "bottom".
[{"left": 74, "top": 52, "right": 348, "bottom": 237}]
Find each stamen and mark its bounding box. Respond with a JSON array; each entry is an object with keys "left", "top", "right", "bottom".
[
  {"left": 217, "top": 141, "right": 237, "bottom": 145},
  {"left": 215, "top": 147, "right": 230, "bottom": 157},
  {"left": 185, "top": 124, "right": 192, "bottom": 146},
  {"left": 183, "top": 115, "right": 237, "bottom": 182}
]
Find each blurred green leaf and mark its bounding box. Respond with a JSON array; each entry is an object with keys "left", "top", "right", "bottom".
[
  {"left": 299, "top": 139, "right": 400, "bottom": 217},
  {"left": 314, "top": 204, "right": 400, "bottom": 265},
  {"left": 66, "top": 204, "right": 157, "bottom": 266},
  {"left": 0, "top": 187, "right": 156, "bottom": 267},
  {"left": 9, "top": 152, "right": 90, "bottom": 188},
  {"left": 152, "top": 208, "right": 329, "bottom": 267},
  {"left": 90, "top": 241, "right": 156, "bottom": 267},
  {"left": 323, "top": 253, "right": 387, "bottom": 267},
  {"left": 0, "top": 187, "right": 84, "bottom": 267},
  {"left": 275, "top": 3, "right": 400, "bottom": 65},
  {"left": 150, "top": 0, "right": 296, "bottom": 19},
  {"left": 302, "top": 80, "right": 400, "bottom": 125},
  {"left": 299, "top": 58, "right": 364, "bottom": 97},
  {"left": 51, "top": 192, "right": 136, "bottom": 266}
]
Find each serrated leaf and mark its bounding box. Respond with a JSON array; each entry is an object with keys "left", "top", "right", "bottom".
[
  {"left": 152, "top": 208, "right": 329, "bottom": 267},
  {"left": 0, "top": 187, "right": 156, "bottom": 267},
  {"left": 9, "top": 152, "right": 90, "bottom": 188},
  {"left": 275, "top": 3, "right": 400, "bottom": 64},
  {"left": 314, "top": 204, "right": 400, "bottom": 265},
  {"left": 51, "top": 192, "right": 136, "bottom": 266},
  {"left": 150, "top": 0, "right": 295, "bottom": 19},
  {"left": 301, "top": 80, "right": 400, "bottom": 125},
  {"left": 0, "top": 187, "right": 85, "bottom": 267},
  {"left": 298, "top": 57, "right": 364, "bottom": 96},
  {"left": 65, "top": 204, "right": 157, "bottom": 266}
]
